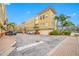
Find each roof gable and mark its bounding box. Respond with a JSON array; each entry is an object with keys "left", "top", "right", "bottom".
[{"left": 38, "top": 7, "right": 56, "bottom": 15}]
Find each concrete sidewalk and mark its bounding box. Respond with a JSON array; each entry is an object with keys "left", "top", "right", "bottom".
[
  {"left": 47, "top": 36, "right": 79, "bottom": 56},
  {"left": 0, "top": 36, "right": 16, "bottom": 56}
]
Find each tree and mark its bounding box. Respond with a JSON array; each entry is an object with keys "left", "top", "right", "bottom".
[
  {"left": 63, "top": 21, "right": 75, "bottom": 26},
  {"left": 0, "top": 22, "right": 3, "bottom": 32},
  {"left": 54, "top": 16, "right": 59, "bottom": 30},
  {"left": 7, "top": 22, "right": 15, "bottom": 31},
  {"left": 54, "top": 14, "right": 70, "bottom": 30},
  {"left": 76, "top": 25, "right": 79, "bottom": 32},
  {"left": 0, "top": 22, "right": 3, "bottom": 38},
  {"left": 0, "top": 22, "right": 3, "bottom": 28},
  {"left": 63, "top": 21, "right": 76, "bottom": 31},
  {"left": 59, "top": 14, "right": 70, "bottom": 30},
  {"left": 0, "top": 22, "right": 6, "bottom": 31}
]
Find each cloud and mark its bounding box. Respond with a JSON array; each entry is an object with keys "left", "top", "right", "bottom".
[
  {"left": 68, "top": 13, "right": 77, "bottom": 18},
  {"left": 72, "top": 13, "right": 77, "bottom": 17},
  {"left": 26, "top": 11, "right": 31, "bottom": 14},
  {"left": 4, "top": 3, "right": 11, "bottom": 5}
]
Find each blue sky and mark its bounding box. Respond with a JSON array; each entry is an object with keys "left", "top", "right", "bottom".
[{"left": 6, "top": 3, "right": 79, "bottom": 25}]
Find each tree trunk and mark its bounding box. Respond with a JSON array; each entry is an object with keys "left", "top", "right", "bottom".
[
  {"left": 0, "top": 29, "right": 1, "bottom": 38},
  {"left": 55, "top": 20, "right": 58, "bottom": 30},
  {"left": 0, "top": 28, "right": 2, "bottom": 38},
  {"left": 61, "top": 21, "right": 64, "bottom": 31},
  {"left": 57, "top": 20, "right": 58, "bottom": 30}
]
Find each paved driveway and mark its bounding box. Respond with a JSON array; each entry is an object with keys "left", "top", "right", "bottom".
[
  {"left": 9, "top": 34, "right": 66, "bottom": 56},
  {"left": 48, "top": 37, "right": 79, "bottom": 56},
  {"left": 0, "top": 36, "right": 16, "bottom": 56}
]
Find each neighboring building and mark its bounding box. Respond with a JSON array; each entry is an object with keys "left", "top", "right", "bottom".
[
  {"left": 20, "top": 7, "right": 56, "bottom": 35},
  {"left": 0, "top": 3, "right": 7, "bottom": 26},
  {"left": 0, "top": 3, "right": 7, "bottom": 37}
]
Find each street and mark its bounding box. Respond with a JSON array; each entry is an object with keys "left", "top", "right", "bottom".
[
  {"left": 0, "top": 33, "right": 78, "bottom": 56},
  {"left": 9, "top": 34, "right": 66, "bottom": 56}
]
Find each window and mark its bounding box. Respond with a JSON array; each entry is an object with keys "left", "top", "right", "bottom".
[
  {"left": 45, "top": 14, "right": 48, "bottom": 18},
  {"left": 40, "top": 15, "right": 45, "bottom": 20},
  {"left": 40, "top": 16, "right": 42, "bottom": 20},
  {"left": 43, "top": 15, "right": 45, "bottom": 19},
  {"left": 40, "top": 14, "right": 48, "bottom": 20}
]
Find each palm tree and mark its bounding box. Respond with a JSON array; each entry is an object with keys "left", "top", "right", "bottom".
[
  {"left": 76, "top": 25, "right": 79, "bottom": 32},
  {"left": 63, "top": 21, "right": 76, "bottom": 31},
  {"left": 54, "top": 14, "right": 70, "bottom": 30},
  {"left": 0, "top": 22, "right": 3, "bottom": 38},
  {"left": 59, "top": 14, "right": 70, "bottom": 30},
  {"left": 7, "top": 22, "right": 15, "bottom": 31},
  {"left": 54, "top": 16, "right": 59, "bottom": 30},
  {"left": 63, "top": 21, "right": 75, "bottom": 26},
  {"left": 0, "top": 22, "right": 3, "bottom": 28}
]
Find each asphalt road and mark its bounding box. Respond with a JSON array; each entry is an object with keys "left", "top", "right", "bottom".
[{"left": 9, "top": 33, "right": 66, "bottom": 56}]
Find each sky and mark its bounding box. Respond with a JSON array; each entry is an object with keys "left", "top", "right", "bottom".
[{"left": 6, "top": 3, "right": 79, "bottom": 26}]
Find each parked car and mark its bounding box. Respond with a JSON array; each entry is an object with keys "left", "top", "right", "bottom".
[
  {"left": 27, "top": 31, "right": 33, "bottom": 34},
  {"left": 5, "top": 30, "right": 17, "bottom": 35}
]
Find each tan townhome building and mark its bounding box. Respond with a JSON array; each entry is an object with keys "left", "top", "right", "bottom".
[
  {"left": 20, "top": 7, "right": 56, "bottom": 35},
  {"left": 0, "top": 3, "right": 7, "bottom": 37},
  {"left": 0, "top": 3, "right": 7, "bottom": 25}
]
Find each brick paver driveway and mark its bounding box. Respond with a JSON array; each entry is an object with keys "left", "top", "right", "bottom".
[
  {"left": 0, "top": 36, "right": 16, "bottom": 56},
  {"left": 9, "top": 33, "right": 67, "bottom": 56},
  {"left": 48, "top": 37, "right": 79, "bottom": 56},
  {"left": 0, "top": 33, "right": 78, "bottom": 56}
]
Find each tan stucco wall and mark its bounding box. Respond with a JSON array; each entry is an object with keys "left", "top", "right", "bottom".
[
  {"left": 20, "top": 7, "right": 56, "bottom": 31},
  {"left": 38, "top": 9, "right": 55, "bottom": 29},
  {"left": 39, "top": 30, "right": 52, "bottom": 35},
  {"left": 25, "top": 17, "right": 35, "bottom": 28},
  {"left": 0, "top": 3, "right": 6, "bottom": 25}
]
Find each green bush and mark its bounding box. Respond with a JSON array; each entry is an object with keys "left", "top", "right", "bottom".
[
  {"left": 62, "top": 30, "right": 72, "bottom": 35},
  {"left": 49, "top": 30, "right": 60, "bottom": 35},
  {"left": 49, "top": 30, "right": 72, "bottom": 35}
]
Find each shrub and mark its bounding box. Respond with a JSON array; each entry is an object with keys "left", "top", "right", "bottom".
[
  {"left": 34, "top": 30, "right": 40, "bottom": 35},
  {"left": 49, "top": 30, "right": 60, "bottom": 35},
  {"left": 62, "top": 30, "right": 72, "bottom": 35},
  {"left": 49, "top": 29, "right": 72, "bottom": 35},
  {"left": 60, "top": 32, "right": 64, "bottom": 35}
]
